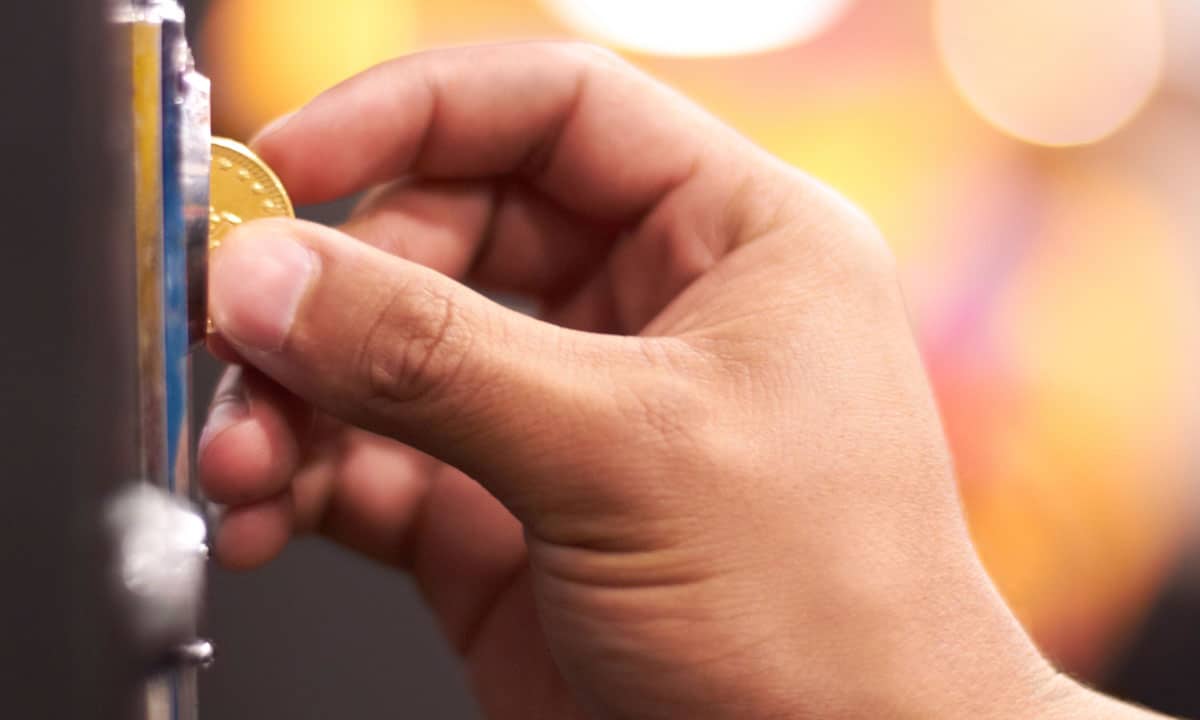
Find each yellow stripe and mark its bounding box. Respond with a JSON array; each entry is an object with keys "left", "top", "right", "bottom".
[{"left": 131, "top": 19, "right": 167, "bottom": 482}]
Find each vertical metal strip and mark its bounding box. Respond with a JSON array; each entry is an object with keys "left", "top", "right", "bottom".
[
  {"left": 182, "top": 69, "right": 212, "bottom": 349},
  {"left": 161, "top": 6, "right": 191, "bottom": 501},
  {"left": 131, "top": 17, "right": 167, "bottom": 487},
  {"left": 131, "top": 7, "right": 196, "bottom": 720},
  {"left": 132, "top": 14, "right": 173, "bottom": 720},
  {"left": 160, "top": 8, "right": 200, "bottom": 718}
]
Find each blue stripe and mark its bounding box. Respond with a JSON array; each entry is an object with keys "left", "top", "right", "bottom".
[{"left": 161, "top": 22, "right": 189, "bottom": 496}]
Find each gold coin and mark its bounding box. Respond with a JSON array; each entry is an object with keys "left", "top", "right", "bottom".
[
  {"left": 208, "top": 137, "right": 294, "bottom": 250},
  {"left": 207, "top": 138, "right": 295, "bottom": 333}
]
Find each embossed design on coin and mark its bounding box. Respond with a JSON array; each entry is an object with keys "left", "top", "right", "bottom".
[
  {"left": 208, "top": 137, "right": 294, "bottom": 251},
  {"left": 207, "top": 137, "right": 295, "bottom": 333}
]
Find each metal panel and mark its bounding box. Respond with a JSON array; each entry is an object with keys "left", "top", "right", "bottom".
[{"left": 0, "top": 0, "right": 141, "bottom": 717}]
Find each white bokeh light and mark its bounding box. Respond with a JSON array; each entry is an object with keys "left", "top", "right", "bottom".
[
  {"left": 936, "top": 0, "right": 1164, "bottom": 147},
  {"left": 542, "top": 0, "right": 856, "bottom": 57}
]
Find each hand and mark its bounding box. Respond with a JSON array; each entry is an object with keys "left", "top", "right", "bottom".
[{"left": 200, "top": 43, "right": 1154, "bottom": 719}]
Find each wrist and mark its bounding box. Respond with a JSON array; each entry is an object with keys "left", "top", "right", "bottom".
[
  {"left": 868, "top": 556, "right": 1064, "bottom": 720},
  {"left": 890, "top": 632, "right": 1061, "bottom": 720},
  {"left": 877, "top": 591, "right": 1169, "bottom": 720}
]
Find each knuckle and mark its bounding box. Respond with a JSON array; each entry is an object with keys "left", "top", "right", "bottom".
[
  {"left": 801, "top": 220, "right": 900, "bottom": 319},
  {"left": 776, "top": 172, "right": 900, "bottom": 296},
  {"left": 355, "top": 281, "right": 473, "bottom": 412},
  {"left": 544, "top": 40, "right": 630, "bottom": 72},
  {"left": 802, "top": 177, "right": 897, "bottom": 283},
  {"left": 843, "top": 216, "right": 897, "bottom": 285}
]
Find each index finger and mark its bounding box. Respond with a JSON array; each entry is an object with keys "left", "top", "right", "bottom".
[{"left": 252, "top": 42, "right": 741, "bottom": 220}]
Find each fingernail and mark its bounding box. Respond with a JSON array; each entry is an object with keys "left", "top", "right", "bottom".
[
  {"left": 198, "top": 390, "right": 248, "bottom": 459},
  {"left": 250, "top": 111, "right": 297, "bottom": 146},
  {"left": 210, "top": 229, "right": 316, "bottom": 352}
]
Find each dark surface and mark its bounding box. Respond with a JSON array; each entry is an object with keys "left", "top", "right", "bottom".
[
  {"left": 0, "top": 0, "right": 140, "bottom": 717},
  {"left": 1106, "top": 558, "right": 1200, "bottom": 718}
]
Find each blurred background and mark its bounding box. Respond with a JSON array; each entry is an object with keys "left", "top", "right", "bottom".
[{"left": 179, "top": 0, "right": 1200, "bottom": 717}]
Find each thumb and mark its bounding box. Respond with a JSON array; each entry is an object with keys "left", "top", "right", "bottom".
[{"left": 208, "top": 218, "right": 651, "bottom": 515}]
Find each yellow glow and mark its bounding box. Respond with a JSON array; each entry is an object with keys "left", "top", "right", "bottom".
[
  {"left": 542, "top": 0, "right": 856, "bottom": 57},
  {"left": 202, "top": 0, "right": 416, "bottom": 138},
  {"left": 724, "top": 82, "right": 998, "bottom": 264},
  {"left": 972, "top": 167, "right": 1197, "bottom": 670},
  {"left": 935, "top": 0, "right": 1164, "bottom": 146}
]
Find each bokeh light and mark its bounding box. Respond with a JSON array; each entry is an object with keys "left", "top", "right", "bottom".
[
  {"left": 935, "top": 0, "right": 1164, "bottom": 146},
  {"left": 202, "top": 0, "right": 416, "bottom": 138},
  {"left": 541, "top": 0, "right": 856, "bottom": 57}
]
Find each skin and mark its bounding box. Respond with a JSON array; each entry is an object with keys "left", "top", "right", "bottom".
[{"left": 200, "top": 42, "right": 1172, "bottom": 719}]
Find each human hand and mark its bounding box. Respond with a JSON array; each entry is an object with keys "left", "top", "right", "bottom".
[{"left": 200, "top": 43, "right": 1152, "bottom": 719}]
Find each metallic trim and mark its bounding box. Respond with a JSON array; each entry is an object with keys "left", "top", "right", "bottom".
[{"left": 121, "top": 1, "right": 209, "bottom": 717}]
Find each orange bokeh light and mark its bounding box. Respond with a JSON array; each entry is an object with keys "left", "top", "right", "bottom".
[{"left": 202, "top": 0, "right": 416, "bottom": 139}]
